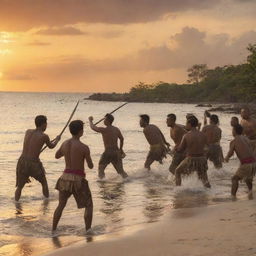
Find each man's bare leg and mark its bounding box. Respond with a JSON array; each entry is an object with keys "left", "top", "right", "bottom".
[
  {"left": 52, "top": 191, "right": 70, "bottom": 231},
  {"left": 84, "top": 201, "right": 93, "bottom": 231},
  {"left": 175, "top": 167, "right": 182, "bottom": 186},
  {"left": 98, "top": 164, "right": 107, "bottom": 179},
  {"left": 112, "top": 162, "right": 128, "bottom": 178},
  {"left": 175, "top": 159, "right": 187, "bottom": 186},
  {"left": 144, "top": 157, "right": 154, "bottom": 171},
  {"left": 231, "top": 175, "right": 240, "bottom": 197},
  {"left": 245, "top": 178, "right": 253, "bottom": 199},
  {"left": 40, "top": 176, "right": 49, "bottom": 198},
  {"left": 200, "top": 171, "right": 211, "bottom": 188},
  {"left": 15, "top": 184, "right": 25, "bottom": 201},
  {"left": 15, "top": 182, "right": 26, "bottom": 201}
]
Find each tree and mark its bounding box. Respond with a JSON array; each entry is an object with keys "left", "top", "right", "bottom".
[
  {"left": 247, "top": 44, "right": 256, "bottom": 71},
  {"left": 187, "top": 64, "right": 208, "bottom": 85}
]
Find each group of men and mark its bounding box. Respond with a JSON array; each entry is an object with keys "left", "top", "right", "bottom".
[{"left": 14, "top": 107, "right": 256, "bottom": 233}]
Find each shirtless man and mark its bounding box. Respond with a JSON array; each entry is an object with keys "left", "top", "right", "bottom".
[
  {"left": 175, "top": 116, "right": 211, "bottom": 188},
  {"left": 225, "top": 124, "right": 256, "bottom": 198},
  {"left": 15, "top": 115, "right": 60, "bottom": 201},
  {"left": 166, "top": 114, "right": 187, "bottom": 174},
  {"left": 240, "top": 107, "right": 256, "bottom": 155},
  {"left": 89, "top": 114, "right": 128, "bottom": 179},
  {"left": 202, "top": 114, "right": 223, "bottom": 169},
  {"left": 140, "top": 114, "right": 170, "bottom": 170},
  {"left": 52, "top": 120, "right": 94, "bottom": 232}
]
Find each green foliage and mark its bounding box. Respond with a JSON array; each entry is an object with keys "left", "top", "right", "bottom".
[
  {"left": 90, "top": 44, "right": 256, "bottom": 103},
  {"left": 187, "top": 64, "right": 208, "bottom": 85}
]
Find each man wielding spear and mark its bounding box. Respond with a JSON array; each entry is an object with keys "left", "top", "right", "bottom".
[
  {"left": 15, "top": 115, "right": 61, "bottom": 201},
  {"left": 89, "top": 112, "right": 128, "bottom": 179},
  {"left": 15, "top": 101, "right": 79, "bottom": 201}
]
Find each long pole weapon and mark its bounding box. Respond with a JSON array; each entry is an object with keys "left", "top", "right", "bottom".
[
  {"left": 94, "top": 102, "right": 129, "bottom": 125},
  {"left": 41, "top": 100, "right": 80, "bottom": 152}
]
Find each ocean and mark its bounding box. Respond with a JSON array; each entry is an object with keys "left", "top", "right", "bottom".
[{"left": 0, "top": 92, "right": 243, "bottom": 256}]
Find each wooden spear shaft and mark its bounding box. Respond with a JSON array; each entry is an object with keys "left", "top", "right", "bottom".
[
  {"left": 94, "top": 102, "right": 129, "bottom": 125},
  {"left": 41, "top": 100, "right": 80, "bottom": 152}
]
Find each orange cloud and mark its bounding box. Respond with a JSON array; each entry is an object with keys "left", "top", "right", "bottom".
[
  {"left": 35, "top": 27, "right": 85, "bottom": 36},
  {"left": 3, "top": 28, "right": 256, "bottom": 83}
]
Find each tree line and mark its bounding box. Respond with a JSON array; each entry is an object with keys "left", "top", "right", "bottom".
[{"left": 89, "top": 44, "right": 256, "bottom": 103}]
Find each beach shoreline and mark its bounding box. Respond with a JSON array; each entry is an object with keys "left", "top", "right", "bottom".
[{"left": 43, "top": 197, "right": 256, "bottom": 256}]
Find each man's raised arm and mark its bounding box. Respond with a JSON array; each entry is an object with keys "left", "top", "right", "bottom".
[{"left": 88, "top": 116, "right": 105, "bottom": 133}]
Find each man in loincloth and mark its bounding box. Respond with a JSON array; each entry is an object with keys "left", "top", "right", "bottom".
[
  {"left": 202, "top": 113, "right": 223, "bottom": 169},
  {"left": 88, "top": 114, "right": 128, "bottom": 179},
  {"left": 166, "top": 113, "right": 187, "bottom": 174},
  {"left": 240, "top": 107, "right": 256, "bottom": 156},
  {"left": 15, "top": 115, "right": 61, "bottom": 201},
  {"left": 52, "top": 120, "right": 94, "bottom": 233},
  {"left": 225, "top": 124, "right": 256, "bottom": 198},
  {"left": 175, "top": 116, "right": 211, "bottom": 188},
  {"left": 140, "top": 114, "right": 170, "bottom": 170}
]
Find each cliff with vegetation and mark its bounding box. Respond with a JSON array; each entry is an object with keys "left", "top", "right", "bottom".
[{"left": 89, "top": 44, "right": 256, "bottom": 103}]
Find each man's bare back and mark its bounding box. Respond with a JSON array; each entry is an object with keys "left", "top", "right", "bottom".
[
  {"left": 143, "top": 124, "right": 165, "bottom": 145},
  {"left": 22, "top": 129, "right": 53, "bottom": 159},
  {"left": 229, "top": 135, "right": 254, "bottom": 161},
  {"left": 179, "top": 130, "right": 207, "bottom": 156},
  {"left": 56, "top": 138, "right": 93, "bottom": 170},
  {"left": 240, "top": 119, "right": 256, "bottom": 139},
  {"left": 202, "top": 124, "right": 221, "bottom": 144}
]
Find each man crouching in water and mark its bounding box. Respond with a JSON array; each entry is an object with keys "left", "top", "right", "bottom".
[
  {"left": 15, "top": 115, "right": 61, "bottom": 201},
  {"left": 88, "top": 114, "right": 128, "bottom": 179},
  {"left": 225, "top": 124, "right": 256, "bottom": 198},
  {"left": 175, "top": 116, "right": 211, "bottom": 188},
  {"left": 52, "top": 120, "right": 94, "bottom": 233},
  {"left": 140, "top": 114, "right": 170, "bottom": 170}
]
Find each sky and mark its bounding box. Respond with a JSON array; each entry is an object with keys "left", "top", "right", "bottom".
[{"left": 0, "top": 0, "right": 256, "bottom": 93}]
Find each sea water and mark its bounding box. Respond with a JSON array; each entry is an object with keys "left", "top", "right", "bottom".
[{"left": 0, "top": 92, "right": 242, "bottom": 256}]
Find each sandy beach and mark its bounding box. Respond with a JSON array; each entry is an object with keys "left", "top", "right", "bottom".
[{"left": 44, "top": 197, "right": 256, "bottom": 256}]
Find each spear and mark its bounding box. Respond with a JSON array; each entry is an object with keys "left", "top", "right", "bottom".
[
  {"left": 94, "top": 102, "right": 129, "bottom": 125},
  {"left": 41, "top": 100, "right": 80, "bottom": 152}
]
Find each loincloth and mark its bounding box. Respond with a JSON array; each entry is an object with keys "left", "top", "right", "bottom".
[
  {"left": 175, "top": 156, "right": 208, "bottom": 178},
  {"left": 169, "top": 150, "right": 186, "bottom": 174},
  {"left": 235, "top": 162, "right": 256, "bottom": 181},
  {"left": 16, "top": 156, "right": 45, "bottom": 187},
  {"left": 99, "top": 148, "right": 122, "bottom": 166},
  {"left": 147, "top": 144, "right": 168, "bottom": 162},
  {"left": 55, "top": 173, "right": 92, "bottom": 209},
  {"left": 206, "top": 143, "right": 223, "bottom": 168}
]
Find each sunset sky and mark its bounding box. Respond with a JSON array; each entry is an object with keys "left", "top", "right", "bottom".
[{"left": 0, "top": 0, "right": 256, "bottom": 92}]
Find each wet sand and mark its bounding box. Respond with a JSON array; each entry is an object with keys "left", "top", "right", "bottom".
[{"left": 43, "top": 197, "right": 256, "bottom": 256}]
